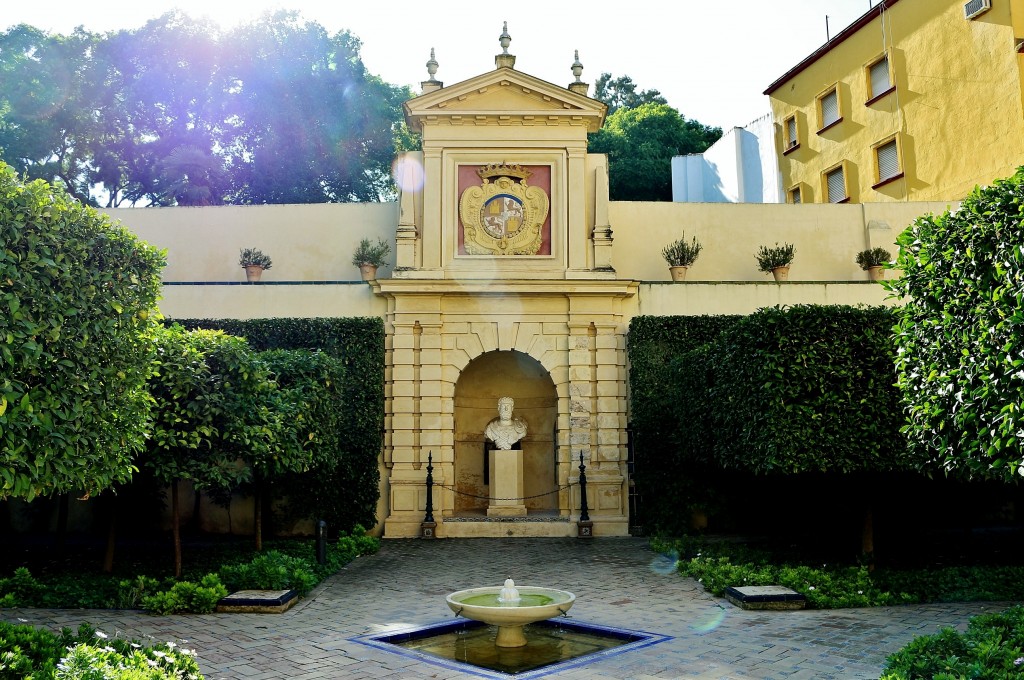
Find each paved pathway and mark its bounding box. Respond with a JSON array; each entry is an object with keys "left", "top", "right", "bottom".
[{"left": 3, "top": 538, "right": 1014, "bottom": 679}]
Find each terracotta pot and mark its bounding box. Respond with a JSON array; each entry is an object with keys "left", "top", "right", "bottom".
[
  {"left": 868, "top": 266, "right": 884, "bottom": 281},
  {"left": 244, "top": 265, "right": 264, "bottom": 282},
  {"left": 771, "top": 265, "right": 790, "bottom": 282},
  {"left": 359, "top": 263, "right": 378, "bottom": 281},
  {"left": 669, "top": 265, "right": 688, "bottom": 281}
]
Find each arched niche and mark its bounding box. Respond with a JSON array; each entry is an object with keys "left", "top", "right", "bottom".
[{"left": 453, "top": 350, "right": 558, "bottom": 515}]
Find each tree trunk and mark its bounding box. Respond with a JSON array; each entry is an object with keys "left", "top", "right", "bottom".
[
  {"left": 55, "top": 494, "right": 69, "bottom": 552},
  {"left": 254, "top": 482, "right": 262, "bottom": 552},
  {"left": 861, "top": 506, "right": 875, "bottom": 572},
  {"left": 103, "top": 505, "right": 116, "bottom": 574},
  {"left": 172, "top": 479, "right": 182, "bottom": 579}
]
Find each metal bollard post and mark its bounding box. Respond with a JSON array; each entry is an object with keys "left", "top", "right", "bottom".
[
  {"left": 422, "top": 451, "right": 437, "bottom": 539},
  {"left": 577, "top": 451, "right": 593, "bottom": 538}
]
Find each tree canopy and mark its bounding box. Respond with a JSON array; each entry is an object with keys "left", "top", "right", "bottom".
[
  {"left": 0, "top": 12, "right": 410, "bottom": 206},
  {"left": 592, "top": 73, "right": 667, "bottom": 115},
  {"left": 588, "top": 102, "right": 721, "bottom": 201},
  {"left": 887, "top": 167, "right": 1024, "bottom": 482},
  {"left": 0, "top": 162, "right": 165, "bottom": 500}
]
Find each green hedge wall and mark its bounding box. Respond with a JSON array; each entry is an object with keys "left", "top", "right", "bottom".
[
  {"left": 710, "top": 305, "right": 911, "bottom": 474},
  {"left": 627, "top": 307, "right": 915, "bottom": 536},
  {"left": 627, "top": 315, "right": 741, "bottom": 534},
  {"left": 172, "top": 318, "right": 384, "bottom": 532}
]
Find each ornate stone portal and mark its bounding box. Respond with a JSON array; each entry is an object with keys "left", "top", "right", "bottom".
[{"left": 374, "top": 27, "right": 634, "bottom": 538}]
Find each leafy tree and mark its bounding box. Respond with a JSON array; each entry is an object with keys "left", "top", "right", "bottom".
[
  {"left": 94, "top": 12, "right": 226, "bottom": 207},
  {"left": 887, "top": 168, "right": 1024, "bottom": 482},
  {"left": 155, "top": 145, "right": 227, "bottom": 206},
  {"left": 588, "top": 102, "right": 721, "bottom": 201},
  {"left": 0, "top": 12, "right": 410, "bottom": 205},
  {"left": 145, "top": 326, "right": 233, "bottom": 577},
  {"left": 0, "top": 25, "right": 106, "bottom": 204},
  {"left": 592, "top": 72, "right": 667, "bottom": 114},
  {"left": 263, "top": 349, "right": 347, "bottom": 529},
  {"left": 221, "top": 11, "right": 410, "bottom": 203},
  {"left": 0, "top": 162, "right": 165, "bottom": 500}
]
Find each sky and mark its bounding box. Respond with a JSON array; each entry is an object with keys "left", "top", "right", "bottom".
[{"left": 4, "top": 0, "right": 880, "bottom": 130}]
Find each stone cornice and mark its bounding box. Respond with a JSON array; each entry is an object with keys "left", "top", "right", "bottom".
[{"left": 373, "top": 278, "right": 639, "bottom": 298}]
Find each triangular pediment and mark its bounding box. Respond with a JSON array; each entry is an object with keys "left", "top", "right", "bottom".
[{"left": 405, "top": 67, "right": 607, "bottom": 132}]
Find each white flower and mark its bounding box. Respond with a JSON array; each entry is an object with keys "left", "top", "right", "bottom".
[
  {"left": 808, "top": 586, "right": 815, "bottom": 590},
  {"left": 94, "top": 631, "right": 109, "bottom": 639},
  {"left": 858, "top": 590, "right": 863, "bottom": 595}
]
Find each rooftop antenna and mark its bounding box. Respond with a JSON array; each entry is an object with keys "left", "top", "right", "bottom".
[{"left": 826, "top": 15, "right": 831, "bottom": 42}]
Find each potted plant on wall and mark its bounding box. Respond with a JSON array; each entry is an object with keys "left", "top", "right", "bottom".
[
  {"left": 756, "top": 242, "right": 795, "bottom": 282},
  {"left": 662, "top": 234, "right": 703, "bottom": 281},
  {"left": 352, "top": 238, "right": 391, "bottom": 281},
  {"left": 239, "top": 248, "right": 272, "bottom": 282},
  {"left": 856, "top": 246, "right": 891, "bottom": 281}
]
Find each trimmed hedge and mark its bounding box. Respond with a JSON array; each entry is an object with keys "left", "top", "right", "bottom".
[
  {"left": 627, "top": 307, "right": 917, "bottom": 535},
  {"left": 710, "top": 305, "right": 910, "bottom": 474},
  {"left": 173, "top": 318, "right": 384, "bottom": 532},
  {"left": 627, "top": 315, "right": 741, "bottom": 534}
]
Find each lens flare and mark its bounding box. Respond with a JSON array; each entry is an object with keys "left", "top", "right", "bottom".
[
  {"left": 649, "top": 551, "right": 679, "bottom": 575},
  {"left": 690, "top": 607, "right": 726, "bottom": 634},
  {"left": 392, "top": 154, "right": 425, "bottom": 193}
]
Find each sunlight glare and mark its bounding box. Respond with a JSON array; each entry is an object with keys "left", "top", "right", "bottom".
[{"left": 392, "top": 154, "right": 425, "bottom": 193}]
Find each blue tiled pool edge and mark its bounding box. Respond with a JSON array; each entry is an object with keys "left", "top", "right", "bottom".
[{"left": 351, "top": 618, "right": 673, "bottom": 679}]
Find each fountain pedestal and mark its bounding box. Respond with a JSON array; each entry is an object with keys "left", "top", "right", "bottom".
[
  {"left": 487, "top": 448, "right": 527, "bottom": 517},
  {"left": 446, "top": 581, "right": 576, "bottom": 649}
]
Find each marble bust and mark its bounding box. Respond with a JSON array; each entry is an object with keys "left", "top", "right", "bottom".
[{"left": 485, "top": 396, "right": 527, "bottom": 450}]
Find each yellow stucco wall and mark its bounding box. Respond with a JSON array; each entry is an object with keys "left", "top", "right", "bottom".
[
  {"left": 112, "top": 198, "right": 953, "bottom": 305},
  {"left": 609, "top": 199, "right": 953, "bottom": 282},
  {"left": 106, "top": 203, "right": 399, "bottom": 283},
  {"left": 768, "top": 0, "right": 1024, "bottom": 202}
]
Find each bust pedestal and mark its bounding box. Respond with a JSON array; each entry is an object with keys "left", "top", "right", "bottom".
[{"left": 487, "top": 448, "right": 527, "bottom": 517}]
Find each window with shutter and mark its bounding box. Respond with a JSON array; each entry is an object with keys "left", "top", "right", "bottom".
[
  {"left": 826, "top": 166, "right": 847, "bottom": 203},
  {"left": 877, "top": 140, "right": 899, "bottom": 182},
  {"left": 786, "top": 117, "right": 797, "bottom": 148},
  {"left": 820, "top": 89, "right": 840, "bottom": 128},
  {"left": 869, "top": 57, "right": 891, "bottom": 100},
  {"left": 789, "top": 187, "right": 802, "bottom": 204}
]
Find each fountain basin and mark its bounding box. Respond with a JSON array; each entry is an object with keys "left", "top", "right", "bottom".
[{"left": 446, "top": 585, "right": 575, "bottom": 647}]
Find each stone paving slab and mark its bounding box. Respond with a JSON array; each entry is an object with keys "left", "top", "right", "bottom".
[{"left": 2, "top": 538, "right": 1016, "bottom": 679}]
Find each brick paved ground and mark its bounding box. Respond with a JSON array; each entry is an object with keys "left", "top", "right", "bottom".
[{"left": 2, "top": 538, "right": 1013, "bottom": 679}]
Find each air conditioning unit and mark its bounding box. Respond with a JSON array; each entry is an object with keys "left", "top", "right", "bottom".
[{"left": 964, "top": 0, "right": 992, "bottom": 20}]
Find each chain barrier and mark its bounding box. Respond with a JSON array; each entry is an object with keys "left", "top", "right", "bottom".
[{"left": 434, "top": 482, "right": 575, "bottom": 502}]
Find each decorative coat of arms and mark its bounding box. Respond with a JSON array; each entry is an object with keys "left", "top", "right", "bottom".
[{"left": 459, "top": 163, "right": 549, "bottom": 255}]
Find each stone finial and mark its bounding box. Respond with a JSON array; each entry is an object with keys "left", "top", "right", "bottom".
[
  {"left": 421, "top": 47, "right": 443, "bottom": 93},
  {"left": 499, "top": 21, "right": 511, "bottom": 54},
  {"left": 568, "top": 49, "right": 589, "bottom": 95},
  {"left": 427, "top": 48, "right": 438, "bottom": 79},
  {"left": 495, "top": 21, "right": 516, "bottom": 69}
]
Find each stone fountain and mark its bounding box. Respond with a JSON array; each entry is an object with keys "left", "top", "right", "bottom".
[{"left": 446, "top": 578, "right": 576, "bottom": 648}]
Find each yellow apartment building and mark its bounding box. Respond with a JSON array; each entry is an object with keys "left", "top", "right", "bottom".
[{"left": 765, "top": 0, "right": 1024, "bottom": 203}]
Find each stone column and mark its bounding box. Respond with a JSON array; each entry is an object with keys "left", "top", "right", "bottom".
[
  {"left": 421, "top": 147, "right": 443, "bottom": 273},
  {"left": 383, "top": 295, "right": 450, "bottom": 537},
  {"left": 565, "top": 146, "right": 590, "bottom": 277}
]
